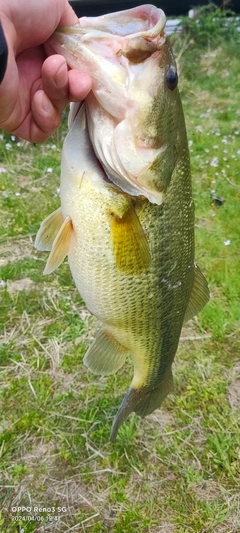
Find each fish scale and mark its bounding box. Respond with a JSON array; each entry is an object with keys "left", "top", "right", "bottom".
[{"left": 35, "top": 5, "right": 209, "bottom": 440}]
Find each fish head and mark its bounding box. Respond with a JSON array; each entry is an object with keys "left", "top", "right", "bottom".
[{"left": 47, "top": 5, "right": 188, "bottom": 204}]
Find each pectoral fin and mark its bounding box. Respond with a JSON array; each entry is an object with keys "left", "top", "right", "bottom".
[
  {"left": 110, "top": 205, "right": 151, "bottom": 275},
  {"left": 184, "top": 263, "right": 210, "bottom": 323},
  {"left": 43, "top": 216, "right": 73, "bottom": 275},
  {"left": 83, "top": 329, "right": 129, "bottom": 376},
  {"left": 34, "top": 208, "right": 64, "bottom": 251}
]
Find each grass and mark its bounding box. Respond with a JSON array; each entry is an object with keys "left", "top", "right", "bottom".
[{"left": 0, "top": 30, "right": 240, "bottom": 533}]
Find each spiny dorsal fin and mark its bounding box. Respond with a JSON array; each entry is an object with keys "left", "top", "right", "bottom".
[
  {"left": 43, "top": 216, "right": 73, "bottom": 275},
  {"left": 110, "top": 205, "right": 151, "bottom": 275},
  {"left": 34, "top": 208, "right": 64, "bottom": 251},
  {"left": 83, "top": 329, "right": 129, "bottom": 376},
  {"left": 184, "top": 263, "right": 210, "bottom": 323}
]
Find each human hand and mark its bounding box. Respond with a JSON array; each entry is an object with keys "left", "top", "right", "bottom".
[{"left": 0, "top": 0, "right": 92, "bottom": 142}]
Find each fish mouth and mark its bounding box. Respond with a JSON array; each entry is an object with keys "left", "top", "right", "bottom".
[
  {"left": 56, "top": 5, "right": 166, "bottom": 40},
  {"left": 49, "top": 5, "right": 166, "bottom": 79},
  {"left": 47, "top": 5, "right": 169, "bottom": 204}
]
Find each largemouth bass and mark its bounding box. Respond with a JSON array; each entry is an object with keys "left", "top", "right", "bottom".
[{"left": 35, "top": 4, "right": 209, "bottom": 440}]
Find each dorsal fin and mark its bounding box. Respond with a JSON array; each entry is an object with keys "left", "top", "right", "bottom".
[{"left": 184, "top": 264, "right": 210, "bottom": 323}]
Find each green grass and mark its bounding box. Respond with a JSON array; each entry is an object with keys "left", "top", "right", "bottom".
[{"left": 0, "top": 33, "right": 240, "bottom": 533}]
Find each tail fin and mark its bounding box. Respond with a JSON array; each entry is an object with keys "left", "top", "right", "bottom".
[{"left": 110, "top": 368, "right": 173, "bottom": 441}]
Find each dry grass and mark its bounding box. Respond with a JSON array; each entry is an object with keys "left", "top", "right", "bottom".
[{"left": 0, "top": 40, "right": 240, "bottom": 533}]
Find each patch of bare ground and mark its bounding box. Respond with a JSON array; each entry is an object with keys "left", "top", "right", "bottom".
[
  {"left": 149, "top": 526, "right": 176, "bottom": 533},
  {"left": 194, "top": 479, "right": 228, "bottom": 502},
  {"left": 212, "top": 500, "right": 240, "bottom": 533},
  {"left": 1, "top": 309, "right": 56, "bottom": 349},
  {"left": 7, "top": 277, "right": 39, "bottom": 294},
  {"left": 1, "top": 435, "right": 116, "bottom": 531},
  {"left": 227, "top": 364, "right": 240, "bottom": 411},
  {"left": 0, "top": 234, "right": 35, "bottom": 266},
  {"left": 192, "top": 481, "right": 240, "bottom": 533},
  {"left": 146, "top": 409, "right": 175, "bottom": 429},
  {"left": 1, "top": 287, "right": 91, "bottom": 348},
  {"left": 180, "top": 319, "right": 211, "bottom": 342}
]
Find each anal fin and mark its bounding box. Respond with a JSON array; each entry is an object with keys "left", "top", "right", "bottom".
[
  {"left": 184, "top": 263, "right": 210, "bottom": 323},
  {"left": 83, "top": 329, "right": 129, "bottom": 376},
  {"left": 110, "top": 205, "right": 151, "bottom": 275}
]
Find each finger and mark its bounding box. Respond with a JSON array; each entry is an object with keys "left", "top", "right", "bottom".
[
  {"left": 42, "top": 55, "right": 69, "bottom": 113},
  {"left": 42, "top": 55, "right": 92, "bottom": 111},
  {"left": 68, "top": 68, "right": 92, "bottom": 102},
  {"left": 30, "top": 89, "right": 61, "bottom": 142},
  {"left": 30, "top": 60, "right": 92, "bottom": 143}
]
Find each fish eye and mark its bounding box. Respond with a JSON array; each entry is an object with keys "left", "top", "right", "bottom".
[{"left": 166, "top": 67, "right": 178, "bottom": 91}]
